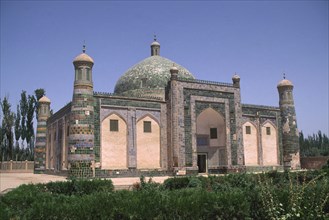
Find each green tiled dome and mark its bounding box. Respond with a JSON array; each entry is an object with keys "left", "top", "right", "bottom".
[{"left": 114, "top": 55, "right": 195, "bottom": 95}]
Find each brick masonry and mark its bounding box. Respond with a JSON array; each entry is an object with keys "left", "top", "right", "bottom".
[
  {"left": 38, "top": 48, "right": 301, "bottom": 178},
  {"left": 34, "top": 100, "right": 51, "bottom": 173},
  {"left": 278, "top": 83, "right": 301, "bottom": 169}
]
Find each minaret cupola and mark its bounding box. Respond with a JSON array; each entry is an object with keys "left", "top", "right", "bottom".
[
  {"left": 73, "top": 44, "right": 94, "bottom": 85},
  {"left": 232, "top": 73, "right": 241, "bottom": 88},
  {"left": 151, "top": 35, "right": 160, "bottom": 56},
  {"left": 73, "top": 45, "right": 94, "bottom": 66}
]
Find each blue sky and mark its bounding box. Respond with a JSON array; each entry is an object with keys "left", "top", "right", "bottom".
[{"left": 1, "top": 1, "right": 328, "bottom": 136}]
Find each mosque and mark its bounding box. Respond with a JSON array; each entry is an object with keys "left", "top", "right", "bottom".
[{"left": 34, "top": 38, "right": 301, "bottom": 178}]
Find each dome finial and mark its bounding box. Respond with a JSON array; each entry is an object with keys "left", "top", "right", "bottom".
[
  {"left": 283, "top": 72, "right": 286, "bottom": 79},
  {"left": 154, "top": 34, "right": 157, "bottom": 42},
  {"left": 82, "top": 40, "right": 86, "bottom": 53}
]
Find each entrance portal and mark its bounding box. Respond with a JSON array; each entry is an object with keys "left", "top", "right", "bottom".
[{"left": 197, "top": 154, "right": 207, "bottom": 173}]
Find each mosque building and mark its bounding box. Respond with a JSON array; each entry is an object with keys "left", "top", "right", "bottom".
[{"left": 34, "top": 38, "right": 300, "bottom": 178}]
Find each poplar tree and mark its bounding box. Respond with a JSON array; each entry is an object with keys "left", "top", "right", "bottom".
[
  {"left": 1, "top": 97, "right": 15, "bottom": 160},
  {"left": 14, "top": 104, "right": 21, "bottom": 160},
  {"left": 299, "top": 130, "right": 329, "bottom": 156},
  {"left": 0, "top": 125, "right": 4, "bottom": 161},
  {"left": 20, "top": 91, "right": 28, "bottom": 146},
  {"left": 26, "top": 95, "right": 36, "bottom": 159}
]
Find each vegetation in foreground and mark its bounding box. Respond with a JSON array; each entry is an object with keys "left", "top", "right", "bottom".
[{"left": 0, "top": 170, "right": 328, "bottom": 220}]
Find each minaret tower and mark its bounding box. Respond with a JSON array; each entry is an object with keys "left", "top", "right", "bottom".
[
  {"left": 151, "top": 35, "right": 160, "bottom": 56},
  {"left": 34, "top": 96, "right": 51, "bottom": 173},
  {"left": 277, "top": 75, "right": 300, "bottom": 170},
  {"left": 169, "top": 65, "right": 182, "bottom": 169},
  {"left": 68, "top": 44, "right": 95, "bottom": 178}
]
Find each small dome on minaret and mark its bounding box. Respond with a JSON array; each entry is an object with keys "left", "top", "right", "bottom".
[
  {"left": 151, "top": 35, "right": 160, "bottom": 56},
  {"left": 151, "top": 40, "right": 160, "bottom": 46},
  {"left": 39, "top": 96, "right": 51, "bottom": 103},
  {"left": 232, "top": 73, "right": 240, "bottom": 87},
  {"left": 73, "top": 44, "right": 94, "bottom": 64},
  {"left": 277, "top": 79, "right": 293, "bottom": 88},
  {"left": 170, "top": 64, "right": 179, "bottom": 80},
  {"left": 232, "top": 73, "right": 240, "bottom": 81},
  {"left": 277, "top": 74, "right": 293, "bottom": 88},
  {"left": 170, "top": 65, "right": 178, "bottom": 72}
]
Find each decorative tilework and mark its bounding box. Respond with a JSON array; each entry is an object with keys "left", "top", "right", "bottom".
[{"left": 114, "top": 56, "right": 195, "bottom": 96}]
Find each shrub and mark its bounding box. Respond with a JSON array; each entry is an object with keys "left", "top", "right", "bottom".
[
  {"left": 163, "top": 176, "right": 190, "bottom": 190},
  {"left": 37, "top": 178, "right": 114, "bottom": 196},
  {"left": 187, "top": 176, "right": 203, "bottom": 188},
  {"left": 1, "top": 171, "right": 328, "bottom": 219},
  {"left": 258, "top": 171, "right": 329, "bottom": 219}
]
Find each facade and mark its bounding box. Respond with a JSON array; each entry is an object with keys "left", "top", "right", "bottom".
[{"left": 34, "top": 39, "right": 301, "bottom": 178}]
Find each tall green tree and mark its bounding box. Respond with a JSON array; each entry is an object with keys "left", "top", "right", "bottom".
[
  {"left": 300, "top": 130, "right": 329, "bottom": 156},
  {"left": 14, "top": 104, "right": 21, "bottom": 160},
  {"left": 0, "top": 124, "right": 4, "bottom": 161},
  {"left": 1, "top": 97, "right": 15, "bottom": 160},
  {"left": 26, "top": 95, "right": 36, "bottom": 159},
  {"left": 19, "top": 91, "right": 28, "bottom": 145}
]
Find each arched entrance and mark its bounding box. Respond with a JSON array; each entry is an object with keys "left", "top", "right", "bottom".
[{"left": 196, "top": 108, "right": 226, "bottom": 173}]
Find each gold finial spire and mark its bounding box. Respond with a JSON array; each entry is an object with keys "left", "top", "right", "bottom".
[{"left": 82, "top": 40, "right": 86, "bottom": 53}]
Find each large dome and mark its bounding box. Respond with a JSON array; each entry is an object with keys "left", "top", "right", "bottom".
[{"left": 114, "top": 39, "right": 195, "bottom": 97}]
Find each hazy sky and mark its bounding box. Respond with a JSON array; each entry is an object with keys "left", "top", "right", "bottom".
[{"left": 1, "top": 1, "right": 328, "bottom": 136}]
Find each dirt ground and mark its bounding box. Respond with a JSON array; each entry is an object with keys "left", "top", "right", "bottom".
[{"left": 0, "top": 173, "right": 169, "bottom": 194}]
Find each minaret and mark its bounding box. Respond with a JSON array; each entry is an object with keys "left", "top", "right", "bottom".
[
  {"left": 169, "top": 65, "right": 181, "bottom": 169},
  {"left": 232, "top": 74, "right": 240, "bottom": 88},
  {"left": 151, "top": 35, "right": 160, "bottom": 56},
  {"left": 34, "top": 96, "right": 51, "bottom": 173},
  {"left": 277, "top": 76, "right": 300, "bottom": 170},
  {"left": 68, "top": 44, "right": 95, "bottom": 178}
]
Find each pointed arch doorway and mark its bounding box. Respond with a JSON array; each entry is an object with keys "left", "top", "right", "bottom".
[{"left": 196, "top": 107, "right": 227, "bottom": 173}]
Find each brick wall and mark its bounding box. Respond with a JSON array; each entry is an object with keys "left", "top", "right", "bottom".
[{"left": 300, "top": 156, "right": 329, "bottom": 169}]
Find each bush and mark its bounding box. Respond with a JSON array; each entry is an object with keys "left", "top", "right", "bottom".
[
  {"left": 163, "top": 176, "right": 190, "bottom": 190},
  {"left": 37, "top": 178, "right": 114, "bottom": 196},
  {"left": 257, "top": 171, "right": 329, "bottom": 219},
  {"left": 0, "top": 178, "right": 114, "bottom": 219},
  {"left": 187, "top": 176, "right": 203, "bottom": 188},
  {"left": 1, "top": 171, "right": 328, "bottom": 219}
]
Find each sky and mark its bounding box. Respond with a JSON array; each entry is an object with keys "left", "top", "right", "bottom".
[{"left": 1, "top": 0, "right": 328, "bottom": 136}]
